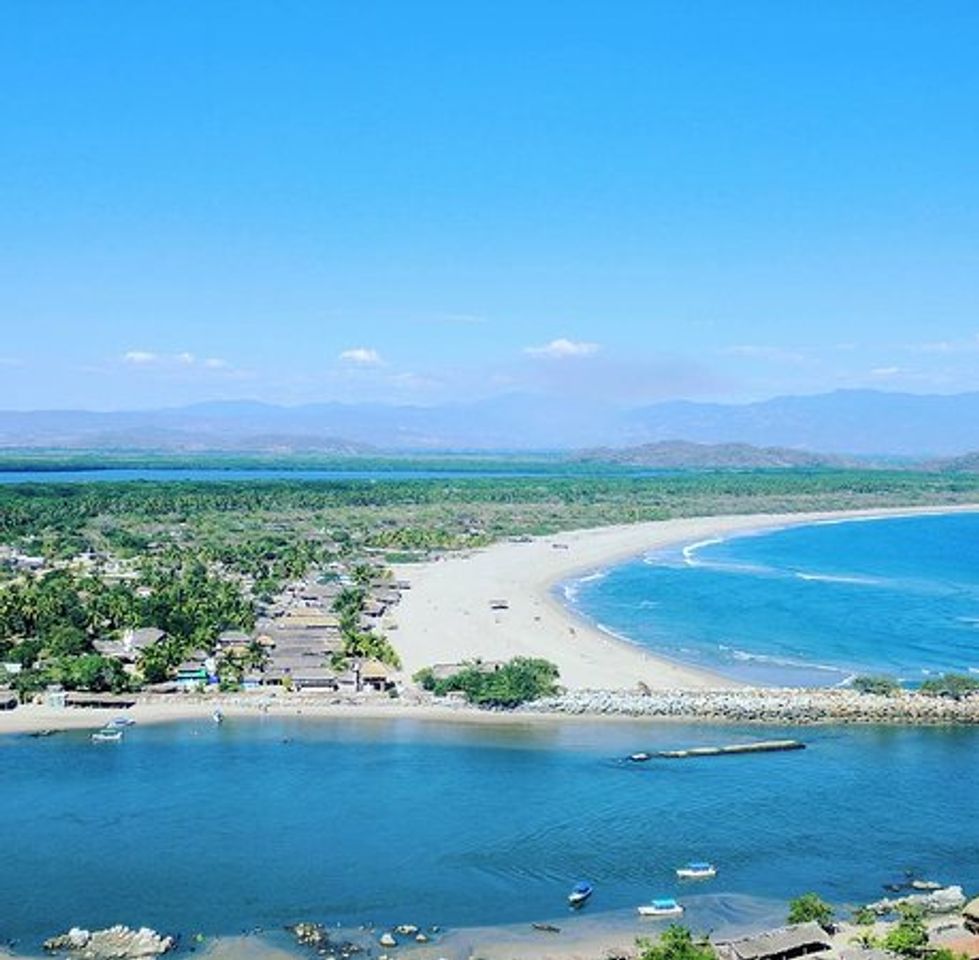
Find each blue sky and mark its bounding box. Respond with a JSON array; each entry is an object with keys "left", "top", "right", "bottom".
[{"left": 2, "top": 1, "right": 978, "bottom": 410}]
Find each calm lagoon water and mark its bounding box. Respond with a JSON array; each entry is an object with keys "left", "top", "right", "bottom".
[
  {"left": 1, "top": 717, "right": 977, "bottom": 949},
  {"left": 0, "top": 467, "right": 552, "bottom": 484},
  {"left": 568, "top": 512, "right": 979, "bottom": 686}
]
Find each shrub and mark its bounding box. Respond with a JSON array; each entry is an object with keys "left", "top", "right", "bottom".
[
  {"left": 919, "top": 673, "right": 979, "bottom": 700},
  {"left": 787, "top": 893, "right": 834, "bottom": 928},
  {"left": 882, "top": 905, "right": 928, "bottom": 958},
  {"left": 851, "top": 906, "right": 876, "bottom": 926},
  {"left": 852, "top": 675, "right": 901, "bottom": 696},
  {"left": 637, "top": 925, "right": 715, "bottom": 960}
]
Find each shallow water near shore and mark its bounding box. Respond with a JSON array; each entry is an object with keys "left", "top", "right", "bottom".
[
  {"left": 1, "top": 716, "right": 977, "bottom": 954},
  {"left": 568, "top": 512, "right": 979, "bottom": 686}
]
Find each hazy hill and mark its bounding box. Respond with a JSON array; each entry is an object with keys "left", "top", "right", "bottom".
[
  {"left": 927, "top": 451, "right": 979, "bottom": 472},
  {"left": 574, "top": 440, "right": 859, "bottom": 469},
  {"left": 0, "top": 389, "right": 978, "bottom": 454},
  {"left": 624, "top": 390, "right": 979, "bottom": 456}
]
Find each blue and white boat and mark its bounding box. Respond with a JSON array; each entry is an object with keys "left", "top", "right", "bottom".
[
  {"left": 676, "top": 861, "right": 716, "bottom": 880},
  {"left": 638, "top": 897, "right": 684, "bottom": 917},
  {"left": 91, "top": 727, "right": 123, "bottom": 743},
  {"left": 568, "top": 881, "right": 593, "bottom": 906}
]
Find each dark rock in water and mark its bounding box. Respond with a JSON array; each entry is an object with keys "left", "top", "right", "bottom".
[{"left": 287, "top": 924, "right": 363, "bottom": 958}]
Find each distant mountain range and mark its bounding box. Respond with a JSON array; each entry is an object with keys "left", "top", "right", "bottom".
[{"left": 1, "top": 389, "right": 978, "bottom": 456}]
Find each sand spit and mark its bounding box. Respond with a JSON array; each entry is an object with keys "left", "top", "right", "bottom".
[{"left": 390, "top": 504, "right": 979, "bottom": 691}]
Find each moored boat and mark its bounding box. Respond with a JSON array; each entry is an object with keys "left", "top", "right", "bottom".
[
  {"left": 638, "top": 897, "right": 684, "bottom": 917},
  {"left": 91, "top": 728, "right": 123, "bottom": 743},
  {"left": 568, "top": 881, "right": 593, "bottom": 906},
  {"left": 107, "top": 716, "right": 135, "bottom": 728},
  {"left": 676, "top": 861, "right": 717, "bottom": 880}
]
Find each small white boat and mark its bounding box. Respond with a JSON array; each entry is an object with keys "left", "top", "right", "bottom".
[
  {"left": 212, "top": 710, "right": 224, "bottom": 724},
  {"left": 638, "top": 898, "right": 684, "bottom": 918},
  {"left": 107, "top": 716, "right": 135, "bottom": 728},
  {"left": 91, "top": 728, "right": 123, "bottom": 742},
  {"left": 568, "top": 881, "right": 593, "bottom": 906},
  {"left": 676, "top": 862, "right": 717, "bottom": 880},
  {"left": 629, "top": 752, "right": 651, "bottom": 762}
]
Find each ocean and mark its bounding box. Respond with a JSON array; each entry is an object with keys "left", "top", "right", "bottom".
[
  {"left": 566, "top": 512, "right": 979, "bottom": 687},
  {"left": 1, "top": 717, "right": 977, "bottom": 952}
]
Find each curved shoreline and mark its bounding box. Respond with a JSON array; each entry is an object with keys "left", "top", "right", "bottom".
[{"left": 391, "top": 503, "right": 979, "bottom": 692}]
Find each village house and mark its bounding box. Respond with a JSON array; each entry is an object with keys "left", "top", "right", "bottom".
[
  {"left": 716, "top": 922, "right": 832, "bottom": 960},
  {"left": 93, "top": 627, "right": 165, "bottom": 664},
  {"left": 174, "top": 652, "right": 213, "bottom": 689}
]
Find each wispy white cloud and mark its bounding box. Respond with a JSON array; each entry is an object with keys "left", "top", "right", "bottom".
[
  {"left": 524, "top": 338, "right": 600, "bottom": 359},
  {"left": 123, "top": 350, "right": 158, "bottom": 365},
  {"left": 121, "top": 350, "right": 232, "bottom": 372},
  {"left": 339, "top": 347, "right": 383, "bottom": 365},
  {"left": 870, "top": 366, "right": 902, "bottom": 377}
]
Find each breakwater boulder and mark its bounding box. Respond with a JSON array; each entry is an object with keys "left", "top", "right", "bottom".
[
  {"left": 43, "top": 925, "right": 173, "bottom": 958},
  {"left": 518, "top": 688, "right": 979, "bottom": 724}
]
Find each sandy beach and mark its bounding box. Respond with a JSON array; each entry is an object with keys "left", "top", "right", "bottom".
[{"left": 390, "top": 504, "right": 979, "bottom": 691}]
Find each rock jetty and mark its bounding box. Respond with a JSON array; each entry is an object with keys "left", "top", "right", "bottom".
[
  {"left": 519, "top": 688, "right": 979, "bottom": 724},
  {"left": 43, "top": 925, "right": 173, "bottom": 958},
  {"left": 867, "top": 885, "right": 967, "bottom": 916}
]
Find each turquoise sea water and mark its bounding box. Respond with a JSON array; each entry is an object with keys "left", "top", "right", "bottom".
[
  {"left": 567, "top": 513, "right": 979, "bottom": 686},
  {"left": 1, "top": 717, "right": 977, "bottom": 952}
]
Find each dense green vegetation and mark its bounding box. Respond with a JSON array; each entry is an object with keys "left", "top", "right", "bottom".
[
  {"left": 331, "top": 585, "right": 401, "bottom": 669},
  {"left": 636, "top": 926, "right": 715, "bottom": 960},
  {"left": 414, "top": 657, "right": 560, "bottom": 707},
  {"left": 3, "top": 470, "right": 978, "bottom": 564},
  {"left": 0, "top": 562, "right": 254, "bottom": 699},
  {"left": 787, "top": 893, "right": 835, "bottom": 928}
]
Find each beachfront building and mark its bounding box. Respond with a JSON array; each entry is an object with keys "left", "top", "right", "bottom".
[
  {"left": 716, "top": 922, "right": 832, "bottom": 960},
  {"left": 358, "top": 659, "right": 395, "bottom": 692},
  {"left": 174, "top": 654, "right": 211, "bottom": 689},
  {"left": 64, "top": 692, "right": 137, "bottom": 710}
]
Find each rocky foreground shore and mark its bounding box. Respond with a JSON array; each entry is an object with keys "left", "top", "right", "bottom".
[
  {"left": 42, "top": 926, "right": 173, "bottom": 958},
  {"left": 520, "top": 688, "right": 979, "bottom": 724}
]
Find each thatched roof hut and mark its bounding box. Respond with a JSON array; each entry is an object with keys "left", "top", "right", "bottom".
[
  {"left": 64, "top": 692, "right": 137, "bottom": 709},
  {"left": 717, "top": 922, "right": 831, "bottom": 960},
  {"left": 359, "top": 659, "right": 395, "bottom": 691}
]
